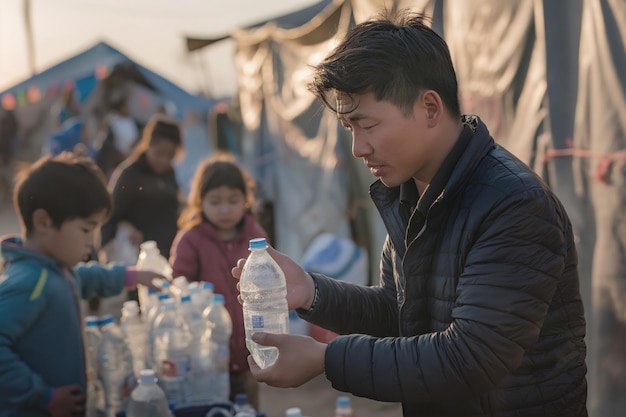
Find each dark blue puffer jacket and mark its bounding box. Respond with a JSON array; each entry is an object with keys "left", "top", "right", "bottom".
[{"left": 301, "top": 117, "right": 587, "bottom": 417}]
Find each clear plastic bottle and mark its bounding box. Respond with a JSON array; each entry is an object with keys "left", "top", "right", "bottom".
[
  {"left": 169, "top": 276, "right": 189, "bottom": 305},
  {"left": 239, "top": 238, "right": 289, "bottom": 369},
  {"left": 285, "top": 408, "right": 304, "bottom": 417},
  {"left": 84, "top": 316, "right": 105, "bottom": 417},
  {"left": 334, "top": 396, "right": 355, "bottom": 417},
  {"left": 203, "top": 294, "right": 232, "bottom": 403},
  {"left": 126, "top": 369, "right": 173, "bottom": 417},
  {"left": 233, "top": 393, "right": 256, "bottom": 417},
  {"left": 136, "top": 240, "right": 173, "bottom": 314},
  {"left": 152, "top": 298, "right": 192, "bottom": 409},
  {"left": 120, "top": 300, "right": 148, "bottom": 379},
  {"left": 99, "top": 315, "right": 136, "bottom": 417},
  {"left": 113, "top": 226, "right": 140, "bottom": 266},
  {"left": 180, "top": 294, "right": 212, "bottom": 406},
  {"left": 146, "top": 293, "right": 172, "bottom": 369}
]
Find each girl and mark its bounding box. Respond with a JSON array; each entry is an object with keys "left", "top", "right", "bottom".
[
  {"left": 169, "top": 151, "right": 267, "bottom": 409},
  {"left": 101, "top": 113, "right": 182, "bottom": 266}
]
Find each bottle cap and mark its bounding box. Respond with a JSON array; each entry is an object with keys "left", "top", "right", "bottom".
[
  {"left": 84, "top": 316, "right": 100, "bottom": 327},
  {"left": 202, "top": 281, "right": 214, "bottom": 291},
  {"left": 234, "top": 393, "right": 248, "bottom": 404},
  {"left": 158, "top": 293, "right": 171, "bottom": 301},
  {"left": 249, "top": 238, "right": 267, "bottom": 250},
  {"left": 213, "top": 294, "right": 225, "bottom": 303},
  {"left": 139, "top": 369, "right": 156, "bottom": 385},
  {"left": 181, "top": 295, "right": 191, "bottom": 303},
  {"left": 285, "top": 408, "right": 302, "bottom": 417},
  {"left": 140, "top": 240, "right": 157, "bottom": 250},
  {"left": 337, "top": 396, "right": 351, "bottom": 407},
  {"left": 100, "top": 315, "right": 115, "bottom": 326}
]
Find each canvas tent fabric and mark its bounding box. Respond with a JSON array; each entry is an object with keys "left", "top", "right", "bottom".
[{"left": 0, "top": 41, "right": 213, "bottom": 119}]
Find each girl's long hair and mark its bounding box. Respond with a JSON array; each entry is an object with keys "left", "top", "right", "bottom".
[{"left": 177, "top": 151, "right": 256, "bottom": 231}]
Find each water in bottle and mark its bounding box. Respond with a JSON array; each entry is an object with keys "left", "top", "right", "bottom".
[
  {"left": 239, "top": 238, "right": 289, "bottom": 369},
  {"left": 120, "top": 300, "right": 148, "bottom": 378},
  {"left": 169, "top": 276, "right": 189, "bottom": 304},
  {"left": 99, "top": 315, "right": 136, "bottom": 417},
  {"left": 136, "top": 240, "right": 173, "bottom": 314},
  {"left": 334, "top": 396, "right": 355, "bottom": 417},
  {"left": 84, "top": 316, "right": 105, "bottom": 417},
  {"left": 126, "top": 369, "right": 173, "bottom": 417},
  {"left": 203, "top": 294, "right": 232, "bottom": 403},
  {"left": 146, "top": 293, "right": 172, "bottom": 369},
  {"left": 152, "top": 298, "right": 192, "bottom": 409},
  {"left": 180, "top": 294, "right": 213, "bottom": 406}
]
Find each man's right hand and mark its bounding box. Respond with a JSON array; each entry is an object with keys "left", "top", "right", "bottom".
[
  {"left": 232, "top": 245, "right": 316, "bottom": 311},
  {"left": 46, "top": 384, "right": 85, "bottom": 417}
]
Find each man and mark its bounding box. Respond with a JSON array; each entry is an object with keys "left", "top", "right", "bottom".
[{"left": 232, "top": 11, "right": 587, "bottom": 417}]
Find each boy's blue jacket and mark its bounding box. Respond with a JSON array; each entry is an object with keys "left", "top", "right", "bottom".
[{"left": 0, "top": 236, "right": 127, "bottom": 417}]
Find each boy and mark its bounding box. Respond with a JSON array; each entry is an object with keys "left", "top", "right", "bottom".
[{"left": 0, "top": 152, "right": 161, "bottom": 417}]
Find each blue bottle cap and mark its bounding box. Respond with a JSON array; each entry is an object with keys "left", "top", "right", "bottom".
[
  {"left": 202, "top": 281, "right": 214, "bottom": 291},
  {"left": 100, "top": 315, "right": 115, "bottom": 326},
  {"left": 337, "top": 396, "right": 351, "bottom": 407},
  {"left": 234, "top": 393, "right": 248, "bottom": 404},
  {"left": 181, "top": 295, "right": 191, "bottom": 303},
  {"left": 213, "top": 294, "right": 225, "bottom": 303},
  {"left": 249, "top": 238, "right": 267, "bottom": 250},
  {"left": 84, "top": 316, "right": 100, "bottom": 327}
]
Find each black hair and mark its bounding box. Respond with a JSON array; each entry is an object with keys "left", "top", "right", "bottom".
[{"left": 309, "top": 10, "right": 460, "bottom": 117}]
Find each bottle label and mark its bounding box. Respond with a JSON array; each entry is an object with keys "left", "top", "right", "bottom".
[
  {"left": 252, "top": 315, "right": 265, "bottom": 329},
  {"left": 161, "top": 355, "right": 191, "bottom": 377}
]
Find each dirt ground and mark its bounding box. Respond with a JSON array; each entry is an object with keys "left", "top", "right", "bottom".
[{"left": 0, "top": 200, "right": 401, "bottom": 417}]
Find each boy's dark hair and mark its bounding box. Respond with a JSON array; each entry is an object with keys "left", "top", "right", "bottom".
[
  {"left": 308, "top": 10, "right": 461, "bottom": 117},
  {"left": 14, "top": 152, "right": 112, "bottom": 236}
]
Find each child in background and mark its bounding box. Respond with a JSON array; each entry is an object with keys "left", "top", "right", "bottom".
[
  {"left": 0, "top": 153, "right": 162, "bottom": 417},
  {"left": 169, "top": 152, "right": 267, "bottom": 409}
]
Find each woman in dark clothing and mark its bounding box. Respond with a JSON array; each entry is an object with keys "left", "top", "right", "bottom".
[{"left": 101, "top": 114, "right": 182, "bottom": 265}]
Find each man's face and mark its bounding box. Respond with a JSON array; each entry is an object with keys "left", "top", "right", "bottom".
[{"left": 337, "top": 92, "right": 438, "bottom": 188}]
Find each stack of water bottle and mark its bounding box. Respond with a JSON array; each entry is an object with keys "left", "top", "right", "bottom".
[
  {"left": 83, "top": 240, "right": 235, "bottom": 416},
  {"left": 84, "top": 282, "right": 232, "bottom": 415}
]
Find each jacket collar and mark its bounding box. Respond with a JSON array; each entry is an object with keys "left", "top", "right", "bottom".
[
  {"left": 1, "top": 235, "right": 64, "bottom": 270},
  {"left": 370, "top": 115, "right": 495, "bottom": 208}
]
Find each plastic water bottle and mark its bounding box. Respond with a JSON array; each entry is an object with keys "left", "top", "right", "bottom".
[
  {"left": 285, "top": 408, "right": 304, "bottom": 417},
  {"left": 233, "top": 393, "right": 256, "bottom": 416},
  {"left": 153, "top": 298, "right": 192, "bottom": 409},
  {"left": 170, "top": 276, "right": 189, "bottom": 304},
  {"left": 239, "top": 238, "right": 289, "bottom": 369},
  {"left": 113, "top": 226, "right": 139, "bottom": 266},
  {"left": 84, "top": 316, "right": 105, "bottom": 417},
  {"left": 120, "top": 300, "right": 148, "bottom": 378},
  {"left": 99, "top": 315, "right": 136, "bottom": 417},
  {"left": 203, "top": 294, "right": 232, "bottom": 403},
  {"left": 136, "top": 240, "right": 173, "bottom": 314},
  {"left": 126, "top": 369, "right": 173, "bottom": 417},
  {"left": 146, "top": 293, "right": 172, "bottom": 369},
  {"left": 180, "top": 294, "right": 213, "bottom": 405},
  {"left": 334, "top": 396, "right": 355, "bottom": 417}
]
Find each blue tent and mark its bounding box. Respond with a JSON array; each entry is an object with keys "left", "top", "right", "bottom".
[{"left": 0, "top": 41, "right": 213, "bottom": 117}]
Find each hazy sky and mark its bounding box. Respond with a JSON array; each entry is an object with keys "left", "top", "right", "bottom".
[{"left": 0, "top": 0, "right": 319, "bottom": 97}]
